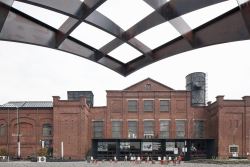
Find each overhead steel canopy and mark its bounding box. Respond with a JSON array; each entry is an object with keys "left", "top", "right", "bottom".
[{"left": 0, "top": 0, "right": 250, "bottom": 76}]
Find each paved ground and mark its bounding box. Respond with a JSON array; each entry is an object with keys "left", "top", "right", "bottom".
[{"left": 0, "top": 161, "right": 250, "bottom": 167}]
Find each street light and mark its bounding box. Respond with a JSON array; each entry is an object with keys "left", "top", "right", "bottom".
[{"left": 16, "top": 106, "right": 20, "bottom": 159}]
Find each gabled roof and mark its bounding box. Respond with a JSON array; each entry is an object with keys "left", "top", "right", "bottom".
[
  {"left": 124, "top": 78, "right": 174, "bottom": 91},
  {"left": 0, "top": 101, "right": 53, "bottom": 108}
]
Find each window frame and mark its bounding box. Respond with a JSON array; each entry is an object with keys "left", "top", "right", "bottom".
[
  {"left": 112, "top": 121, "right": 122, "bottom": 138},
  {"left": 42, "top": 123, "right": 53, "bottom": 137},
  {"left": 93, "top": 121, "right": 104, "bottom": 138},
  {"left": 159, "top": 120, "right": 170, "bottom": 139},
  {"left": 193, "top": 120, "right": 205, "bottom": 138},
  {"left": 128, "top": 100, "right": 138, "bottom": 112},
  {"left": 175, "top": 120, "right": 186, "bottom": 138},
  {"left": 143, "top": 120, "right": 154, "bottom": 138},
  {"left": 0, "top": 124, "right": 6, "bottom": 137},
  {"left": 144, "top": 99, "right": 154, "bottom": 112},
  {"left": 128, "top": 120, "right": 138, "bottom": 139},
  {"left": 159, "top": 99, "right": 170, "bottom": 112}
]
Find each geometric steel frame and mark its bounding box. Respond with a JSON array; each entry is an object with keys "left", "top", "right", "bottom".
[{"left": 0, "top": 0, "right": 250, "bottom": 76}]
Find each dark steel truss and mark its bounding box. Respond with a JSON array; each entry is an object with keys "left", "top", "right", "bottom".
[{"left": 0, "top": 0, "right": 250, "bottom": 76}]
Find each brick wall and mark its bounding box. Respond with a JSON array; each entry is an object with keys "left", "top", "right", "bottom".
[{"left": 0, "top": 107, "right": 52, "bottom": 158}]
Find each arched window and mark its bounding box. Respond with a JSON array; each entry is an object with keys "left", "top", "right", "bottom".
[
  {"left": 42, "top": 124, "right": 52, "bottom": 136},
  {"left": 0, "top": 124, "right": 6, "bottom": 136}
]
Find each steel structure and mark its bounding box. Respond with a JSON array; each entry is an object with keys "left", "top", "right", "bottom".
[{"left": 0, "top": 0, "right": 249, "bottom": 76}]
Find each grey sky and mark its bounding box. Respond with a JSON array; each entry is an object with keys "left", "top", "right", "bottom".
[
  {"left": 0, "top": 0, "right": 250, "bottom": 106},
  {"left": 0, "top": 40, "right": 250, "bottom": 106}
]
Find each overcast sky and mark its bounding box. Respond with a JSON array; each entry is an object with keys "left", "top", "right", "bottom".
[
  {"left": 0, "top": 40, "right": 250, "bottom": 106},
  {"left": 0, "top": 0, "right": 250, "bottom": 106}
]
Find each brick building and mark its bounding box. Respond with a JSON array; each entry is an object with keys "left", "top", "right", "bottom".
[{"left": 0, "top": 73, "right": 250, "bottom": 160}]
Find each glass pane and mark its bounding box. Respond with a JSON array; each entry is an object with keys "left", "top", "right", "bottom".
[
  {"left": 160, "top": 100, "right": 170, "bottom": 112},
  {"left": 97, "top": 0, "right": 154, "bottom": 30},
  {"left": 182, "top": 0, "right": 237, "bottom": 29},
  {"left": 43, "top": 124, "right": 52, "bottom": 136},
  {"left": 144, "top": 100, "right": 153, "bottom": 112},
  {"left": 135, "top": 22, "right": 181, "bottom": 49},
  {"left": 71, "top": 22, "right": 115, "bottom": 49},
  {"left": 128, "top": 100, "right": 137, "bottom": 112},
  {"left": 0, "top": 124, "right": 6, "bottom": 136},
  {"left": 13, "top": 1, "right": 68, "bottom": 29},
  {"left": 130, "top": 142, "right": 140, "bottom": 150},
  {"left": 128, "top": 121, "right": 137, "bottom": 138},
  {"left": 160, "top": 120, "right": 169, "bottom": 138},
  {"left": 194, "top": 120, "right": 205, "bottom": 138},
  {"left": 108, "top": 43, "right": 142, "bottom": 63},
  {"left": 176, "top": 120, "right": 185, "bottom": 138},
  {"left": 237, "top": 0, "right": 250, "bottom": 5},
  {"left": 112, "top": 121, "right": 122, "bottom": 138},
  {"left": 93, "top": 121, "right": 104, "bottom": 138},
  {"left": 144, "top": 121, "right": 154, "bottom": 135}
]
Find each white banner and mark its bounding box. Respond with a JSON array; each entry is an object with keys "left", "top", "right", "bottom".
[{"left": 142, "top": 142, "right": 152, "bottom": 151}]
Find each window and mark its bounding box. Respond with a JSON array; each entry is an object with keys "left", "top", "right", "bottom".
[
  {"left": 229, "top": 145, "right": 239, "bottom": 153},
  {"left": 42, "top": 124, "right": 52, "bottom": 136},
  {"left": 176, "top": 120, "right": 186, "bottom": 138},
  {"left": 128, "top": 121, "right": 137, "bottom": 138},
  {"left": 93, "top": 121, "right": 104, "bottom": 138},
  {"left": 112, "top": 121, "right": 122, "bottom": 138},
  {"left": 159, "top": 120, "right": 170, "bottom": 138},
  {"left": 128, "top": 100, "right": 137, "bottom": 112},
  {"left": 144, "top": 100, "right": 154, "bottom": 112},
  {"left": 144, "top": 120, "right": 154, "bottom": 138},
  {"left": 0, "top": 124, "right": 6, "bottom": 136},
  {"left": 160, "top": 100, "right": 170, "bottom": 112},
  {"left": 194, "top": 120, "right": 205, "bottom": 138}
]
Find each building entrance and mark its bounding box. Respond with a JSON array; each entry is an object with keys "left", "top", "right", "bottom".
[{"left": 92, "top": 139, "right": 215, "bottom": 161}]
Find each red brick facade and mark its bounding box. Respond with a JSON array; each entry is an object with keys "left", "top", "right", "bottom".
[{"left": 0, "top": 78, "right": 250, "bottom": 160}]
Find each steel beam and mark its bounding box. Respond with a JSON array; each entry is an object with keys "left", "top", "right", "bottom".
[
  {"left": 0, "top": 0, "right": 14, "bottom": 32},
  {"left": 56, "top": 0, "right": 106, "bottom": 48},
  {"left": 126, "top": 7, "right": 249, "bottom": 75},
  {"left": 0, "top": 0, "right": 248, "bottom": 76}
]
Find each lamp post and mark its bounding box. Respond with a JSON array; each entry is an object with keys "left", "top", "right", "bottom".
[{"left": 16, "top": 106, "right": 20, "bottom": 159}]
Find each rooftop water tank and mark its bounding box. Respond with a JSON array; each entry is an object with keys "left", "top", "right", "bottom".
[{"left": 186, "top": 72, "right": 206, "bottom": 106}]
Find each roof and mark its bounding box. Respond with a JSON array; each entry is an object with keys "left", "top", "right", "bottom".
[
  {"left": 0, "top": 1, "right": 248, "bottom": 76},
  {"left": 0, "top": 101, "right": 53, "bottom": 108},
  {"left": 124, "top": 78, "right": 174, "bottom": 91},
  {"left": 67, "top": 91, "right": 94, "bottom": 95}
]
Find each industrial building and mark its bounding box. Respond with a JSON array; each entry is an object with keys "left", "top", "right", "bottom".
[{"left": 0, "top": 72, "right": 249, "bottom": 160}]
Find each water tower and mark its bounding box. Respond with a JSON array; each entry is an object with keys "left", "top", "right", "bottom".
[{"left": 186, "top": 72, "right": 206, "bottom": 106}]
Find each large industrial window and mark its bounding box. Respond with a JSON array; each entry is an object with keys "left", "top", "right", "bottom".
[
  {"left": 0, "top": 124, "right": 6, "bottom": 136},
  {"left": 93, "top": 121, "right": 104, "bottom": 138},
  {"left": 144, "top": 100, "right": 154, "bottom": 112},
  {"left": 160, "top": 100, "right": 170, "bottom": 112},
  {"left": 144, "top": 120, "right": 154, "bottom": 138},
  {"left": 159, "top": 120, "right": 170, "bottom": 138},
  {"left": 176, "top": 120, "right": 186, "bottom": 138},
  {"left": 194, "top": 120, "right": 205, "bottom": 138},
  {"left": 112, "top": 121, "right": 122, "bottom": 138},
  {"left": 128, "top": 100, "right": 137, "bottom": 112},
  {"left": 42, "top": 124, "right": 52, "bottom": 136},
  {"left": 128, "top": 121, "right": 137, "bottom": 138}
]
